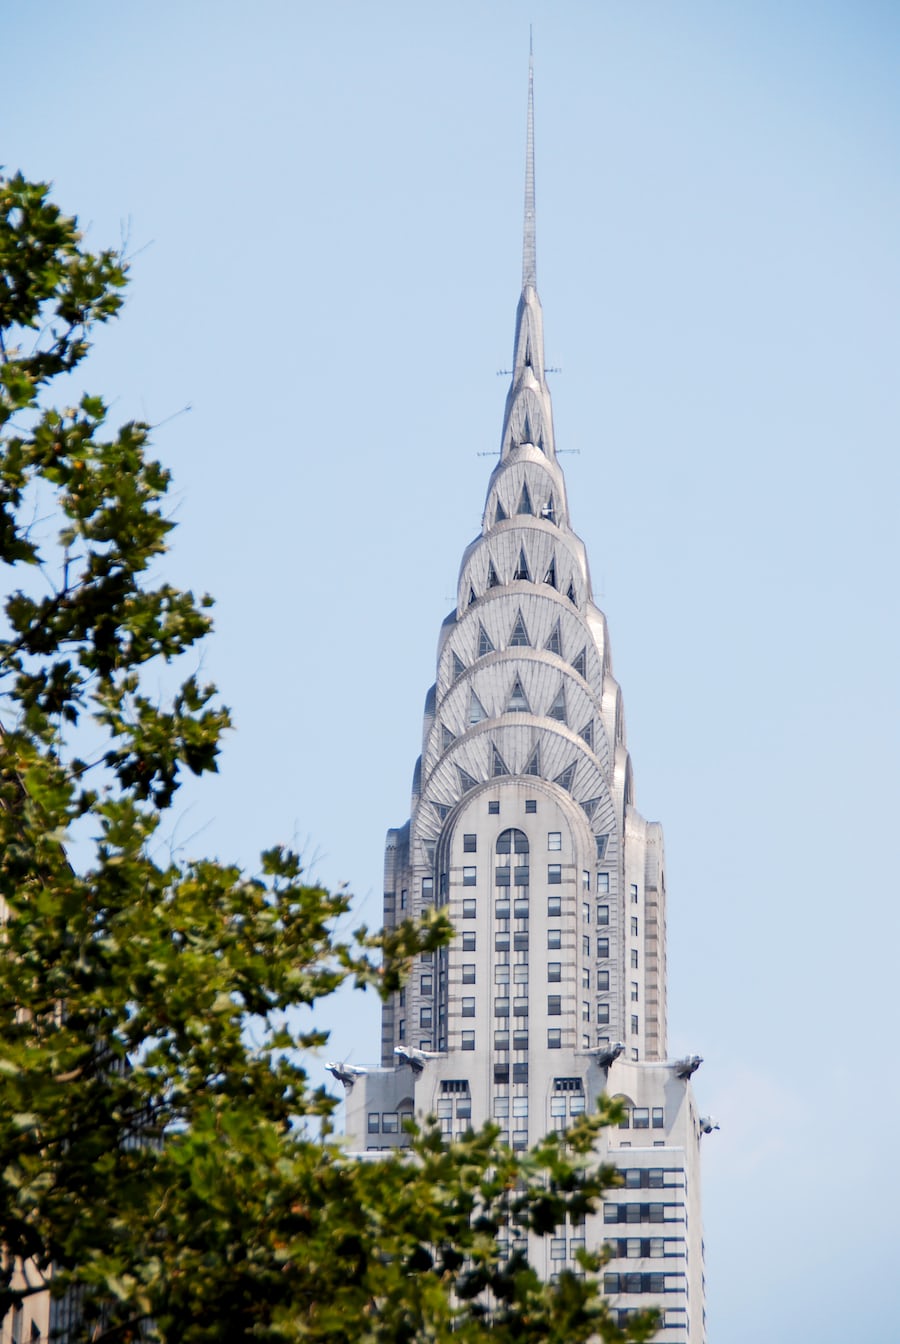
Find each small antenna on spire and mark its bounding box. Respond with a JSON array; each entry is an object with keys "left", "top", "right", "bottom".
[{"left": 522, "top": 31, "right": 536, "bottom": 289}]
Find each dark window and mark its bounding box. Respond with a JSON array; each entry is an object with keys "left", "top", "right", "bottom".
[
  {"left": 462, "top": 932, "right": 476, "bottom": 951},
  {"left": 462, "top": 964, "right": 476, "bottom": 983},
  {"left": 513, "top": 932, "right": 529, "bottom": 950},
  {"left": 548, "top": 996, "right": 562, "bottom": 1016},
  {"left": 494, "top": 1031, "right": 509, "bottom": 1050},
  {"left": 652, "top": 1108, "right": 664, "bottom": 1129},
  {"left": 461, "top": 1031, "right": 475, "bottom": 1051},
  {"left": 495, "top": 998, "right": 510, "bottom": 1017},
  {"left": 382, "top": 1112, "right": 399, "bottom": 1133},
  {"left": 597, "top": 937, "right": 609, "bottom": 957},
  {"left": 494, "top": 1063, "right": 510, "bottom": 1083},
  {"left": 488, "top": 801, "right": 500, "bottom": 815},
  {"left": 525, "top": 799, "right": 537, "bottom": 814},
  {"left": 597, "top": 971, "right": 609, "bottom": 992},
  {"left": 547, "top": 962, "right": 561, "bottom": 982},
  {"left": 463, "top": 834, "right": 477, "bottom": 853},
  {"left": 461, "top": 998, "right": 475, "bottom": 1017},
  {"left": 513, "top": 1000, "right": 528, "bottom": 1017},
  {"left": 495, "top": 933, "right": 510, "bottom": 951},
  {"left": 548, "top": 929, "right": 562, "bottom": 949},
  {"left": 512, "top": 1030, "right": 529, "bottom": 1050},
  {"left": 462, "top": 899, "right": 476, "bottom": 918},
  {"left": 597, "top": 905, "right": 609, "bottom": 925},
  {"left": 548, "top": 896, "right": 561, "bottom": 916},
  {"left": 368, "top": 1113, "right": 379, "bottom": 1133},
  {"left": 512, "top": 1063, "right": 528, "bottom": 1083},
  {"left": 548, "top": 864, "right": 562, "bottom": 884},
  {"left": 633, "top": 1108, "right": 650, "bottom": 1129},
  {"left": 597, "top": 1003, "right": 610, "bottom": 1024},
  {"left": 420, "top": 1007, "right": 432, "bottom": 1027},
  {"left": 548, "top": 1029, "right": 562, "bottom": 1049},
  {"left": 463, "top": 866, "right": 476, "bottom": 886}
]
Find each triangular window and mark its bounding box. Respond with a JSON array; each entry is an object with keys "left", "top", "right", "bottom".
[
  {"left": 523, "top": 411, "right": 533, "bottom": 445},
  {"left": 457, "top": 766, "right": 479, "bottom": 794},
  {"left": 468, "top": 690, "right": 488, "bottom": 725},
  {"left": 488, "top": 560, "right": 500, "bottom": 588},
  {"left": 468, "top": 586, "right": 477, "bottom": 606},
  {"left": 509, "top": 610, "right": 530, "bottom": 647},
  {"left": 513, "top": 548, "right": 531, "bottom": 582},
  {"left": 553, "top": 762, "right": 576, "bottom": 793},
  {"left": 433, "top": 801, "right": 451, "bottom": 821},
  {"left": 523, "top": 743, "right": 541, "bottom": 777},
  {"left": 478, "top": 625, "right": 494, "bottom": 657},
  {"left": 580, "top": 797, "right": 601, "bottom": 821},
  {"left": 579, "top": 720, "right": 594, "bottom": 750},
  {"left": 494, "top": 498, "right": 507, "bottom": 524},
  {"left": 452, "top": 653, "right": 466, "bottom": 681},
  {"left": 572, "top": 648, "right": 587, "bottom": 678},
  {"left": 506, "top": 676, "right": 531, "bottom": 714},
  {"left": 537, "top": 433, "right": 545, "bottom": 454},
  {"left": 543, "top": 556, "right": 557, "bottom": 589},
  {"left": 547, "top": 686, "right": 567, "bottom": 723},
  {"left": 518, "top": 482, "right": 533, "bottom": 516},
  {"left": 541, "top": 494, "right": 556, "bottom": 523},
  {"left": 524, "top": 337, "right": 533, "bottom": 369},
  {"left": 545, "top": 620, "right": 562, "bottom": 656},
  {"left": 566, "top": 580, "right": 577, "bottom": 605},
  {"left": 491, "top": 745, "right": 510, "bottom": 777},
  {"left": 441, "top": 724, "right": 456, "bottom": 751}
]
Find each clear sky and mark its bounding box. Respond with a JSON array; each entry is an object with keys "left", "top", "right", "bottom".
[{"left": 5, "top": 2, "right": 900, "bottom": 1339}]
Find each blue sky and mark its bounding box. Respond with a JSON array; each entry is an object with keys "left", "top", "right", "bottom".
[{"left": 5, "top": 2, "right": 900, "bottom": 1339}]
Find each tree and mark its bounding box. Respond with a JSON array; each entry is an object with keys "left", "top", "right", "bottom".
[{"left": 0, "top": 173, "right": 659, "bottom": 1344}]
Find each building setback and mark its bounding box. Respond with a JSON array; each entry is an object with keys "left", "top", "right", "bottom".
[{"left": 340, "top": 54, "right": 708, "bottom": 1344}]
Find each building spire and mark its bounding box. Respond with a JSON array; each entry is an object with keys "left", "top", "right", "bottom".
[{"left": 522, "top": 31, "right": 536, "bottom": 290}]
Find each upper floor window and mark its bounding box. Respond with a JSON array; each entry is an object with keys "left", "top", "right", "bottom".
[
  {"left": 463, "top": 834, "right": 477, "bottom": 853},
  {"left": 548, "top": 832, "right": 561, "bottom": 851},
  {"left": 463, "top": 866, "right": 477, "bottom": 886}
]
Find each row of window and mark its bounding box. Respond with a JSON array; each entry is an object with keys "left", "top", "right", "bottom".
[
  {"left": 603, "top": 1204, "right": 684, "bottom": 1224},
  {"left": 604, "top": 1273, "right": 685, "bottom": 1294},
  {"left": 367, "top": 1111, "right": 414, "bottom": 1133},
  {"left": 456, "top": 599, "right": 589, "bottom": 675},
  {"left": 606, "top": 1238, "right": 685, "bottom": 1259},
  {"left": 448, "top": 1030, "right": 629, "bottom": 1052},
  {"left": 420, "top": 874, "right": 633, "bottom": 907},
  {"left": 619, "top": 1107, "right": 664, "bottom": 1130},
  {"left": 615, "top": 1168, "right": 681, "bottom": 1189},
  {"left": 459, "top": 935, "right": 620, "bottom": 956},
  {"left": 465, "top": 546, "right": 579, "bottom": 605}
]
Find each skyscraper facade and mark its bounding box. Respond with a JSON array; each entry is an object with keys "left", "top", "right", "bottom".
[{"left": 340, "top": 57, "right": 707, "bottom": 1344}]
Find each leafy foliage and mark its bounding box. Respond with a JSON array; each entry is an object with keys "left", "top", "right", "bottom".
[{"left": 0, "top": 173, "right": 658, "bottom": 1343}]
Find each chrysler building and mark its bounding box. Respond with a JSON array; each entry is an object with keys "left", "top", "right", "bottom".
[{"left": 340, "top": 54, "right": 708, "bottom": 1343}]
